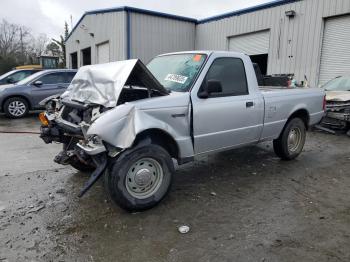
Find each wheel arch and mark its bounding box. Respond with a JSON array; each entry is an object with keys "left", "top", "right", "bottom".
[
  {"left": 287, "top": 108, "right": 310, "bottom": 130},
  {"left": 133, "top": 128, "right": 180, "bottom": 161},
  {"left": 2, "top": 95, "right": 32, "bottom": 111}
]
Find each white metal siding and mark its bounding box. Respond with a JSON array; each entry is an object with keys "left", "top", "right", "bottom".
[
  {"left": 228, "top": 30, "right": 270, "bottom": 55},
  {"left": 96, "top": 42, "right": 110, "bottom": 64},
  {"left": 195, "top": 0, "right": 350, "bottom": 86},
  {"left": 130, "top": 13, "right": 196, "bottom": 63},
  {"left": 65, "top": 12, "right": 126, "bottom": 68},
  {"left": 319, "top": 15, "right": 350, "bottom": 85}
]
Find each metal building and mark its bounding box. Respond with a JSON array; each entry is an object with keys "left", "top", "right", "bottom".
[
  {"left": 65, "top": 7, "right": 196, "bottom": 67},
  {"left": 66, "top": 0, "right": 350, "bottom": 86}
]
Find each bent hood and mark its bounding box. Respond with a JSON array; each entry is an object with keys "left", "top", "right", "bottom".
[
  {"left": 61, "top": 59, "right": 168, "bottom": 108},
  {"left": 326, "top": 91, "right": 350, "bottom": 102}
]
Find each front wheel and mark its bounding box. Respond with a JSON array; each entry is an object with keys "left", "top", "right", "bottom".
[
  {"left": 273, "top": 118, "right": 306, "bottom": 160},
  {"left": 104, "top": 143, "right": 174, "bottom": 211},
  {"left": 4, "top": 97, "right": 29, "bottom": 118}
]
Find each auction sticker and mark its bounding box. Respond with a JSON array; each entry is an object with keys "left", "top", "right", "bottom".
[{"left": 165, "top": 74, "right": 188, "bottom": 84}]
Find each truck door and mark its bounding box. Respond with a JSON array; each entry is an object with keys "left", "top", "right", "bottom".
[{"left": 191, "top": 57, "right": 264, "bottom": 154}]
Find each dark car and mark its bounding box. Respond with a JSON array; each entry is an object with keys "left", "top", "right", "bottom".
[
  {"left": 0, "top": 69, "right": 42, "bottom": 85},
  {"left": 0, "top": 69, "right": 77, "bottom": 118}
]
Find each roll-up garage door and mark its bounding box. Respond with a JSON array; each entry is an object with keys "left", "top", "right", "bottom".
[
  {"left": 97, "top": 42, "right": 110, "bottom": 64},
  {"left": 319, "top": 15, "right": 350, "bottom": 85},
  {"left": 228, "top": 30, "right": 270, "bottom": 55}
]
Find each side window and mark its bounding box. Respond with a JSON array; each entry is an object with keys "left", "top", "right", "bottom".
[
  {"left": 7, "top": 71, "right": 33, "bottom": 83},
  {"left": 65, "top": 72, "right": 76, "bottom": 83},
  {"left": 37, "top": 72, "right": 66, "bottom": 84},
  {"left": 204, "top": 57, "right": 248, "bottom": 97}
]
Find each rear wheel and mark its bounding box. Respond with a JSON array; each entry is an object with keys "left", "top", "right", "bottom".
[
  {"left": 4, "top": 97, "right": 29, "bottom": 118},
  {"left": 273, "top": 118, "right": 306, "bottom": 160},
  {"left": 105, "top": 143, "right": 174, "bottom": 211}
]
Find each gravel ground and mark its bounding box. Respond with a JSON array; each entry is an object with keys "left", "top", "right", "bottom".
[{"left": 0, "top": 113, "right": 349, "bottom": 262}]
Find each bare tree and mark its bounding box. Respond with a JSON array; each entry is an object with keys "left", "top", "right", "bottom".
[
  {"left": 0, "top": 19, "right": 62, "bottom": 73},
  {"left": 0, "top": 19, "right": 30, "bottom": 59},
  {"left": 34, "top": 33, "right": 49, "bottom": 57},
  {"left": 0, "top": 19, "right": 32, "bottom": 73}
]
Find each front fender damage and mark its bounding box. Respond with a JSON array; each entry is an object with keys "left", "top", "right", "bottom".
[{"left": 86, "top": 100, "right": 192, "bottom": 156}]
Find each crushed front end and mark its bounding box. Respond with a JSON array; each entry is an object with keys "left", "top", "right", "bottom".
[
  {"left": 323, "top": 100, "right": 350, "bottom": 130},
  {"left": 39, "top": 59, "right": 168, "bottom": 196},
  {"left": 39, "top": 97, "right": 111, "bottom": 196}
]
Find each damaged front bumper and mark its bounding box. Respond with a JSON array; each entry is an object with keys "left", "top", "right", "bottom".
[
  {"left": 39, "top": 99, "right": 113, "bottom": 197},
  {"left": 323, "top": 101, "right": 350, "bottom": 129}
]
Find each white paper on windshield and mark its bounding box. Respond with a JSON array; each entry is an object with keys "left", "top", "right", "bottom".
[{"left": 164, "top": 74, "right": 188, "bottom": 84}]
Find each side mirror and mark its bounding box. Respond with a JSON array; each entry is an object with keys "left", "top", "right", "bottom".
[
  {"left": 33, "top": 80, "right": 43, "bottom": 87},
  {"left": 198, "top": 79, "right": 222, "bottom": 98}
]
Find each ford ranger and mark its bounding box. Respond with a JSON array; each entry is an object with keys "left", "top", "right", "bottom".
[{"left": 39, "top": 51, "right": 325, "bottom": 211}]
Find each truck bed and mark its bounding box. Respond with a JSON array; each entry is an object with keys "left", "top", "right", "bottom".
[{"left": 259, "top": 87, "right": 324, "bottom": 141}]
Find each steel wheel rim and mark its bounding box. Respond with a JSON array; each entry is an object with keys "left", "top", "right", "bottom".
[
  {"left": 8, "top": 101, "right": 26, "bottom": 116},
  {"left": 288, "top": 127, "right": 302, "bottom": 152},
  {"left": 125, "top": 157, "right": 163, "bottom": 199}
]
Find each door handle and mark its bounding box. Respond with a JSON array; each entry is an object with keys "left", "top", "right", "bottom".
[{"left": 246, "top": 101, "right": 254, "bottom": 108}]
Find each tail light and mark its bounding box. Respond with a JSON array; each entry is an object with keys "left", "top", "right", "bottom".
[{"left": 322, "top": 95, "right": 326, "bottom": 111}]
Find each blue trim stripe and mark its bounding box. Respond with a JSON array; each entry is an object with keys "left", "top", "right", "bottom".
[
  {"left": 126, "top": 11, "right": 131, "bottom": 59},
  {"left": 66, "top": 6, "right": 196, "bottom": 41},
  {"left": 198, "top": 0, "right": 300, "bottom": 24},
  {"left": 66, "top": 0, "right": 300, "bottom": 41}
]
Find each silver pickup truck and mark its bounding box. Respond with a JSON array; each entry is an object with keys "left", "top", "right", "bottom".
[{"left": 40, "top": 51, "right": 325, "bottom": 211}]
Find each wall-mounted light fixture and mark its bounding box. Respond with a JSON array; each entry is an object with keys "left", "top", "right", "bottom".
[
  {"left": 89, "top": 33, "right": 94, "bottom": 37},
  {"left": 75, "top": 40, "right": 80, "bottom": 44},
  {"left": 80, "top": 24, "right": 88, "bottom": 31},
  {"left": 285, "top": 10, "right": 296, "bottom": 18}
]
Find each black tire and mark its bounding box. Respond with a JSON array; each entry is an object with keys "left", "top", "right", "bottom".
[
  {"left": 104, "top": 143, "right": 174, "bottom": 212},
  {"left": 69, "top": 156, "right": 95, "bottom": 173},
  {"left": 4, "top": 97, "right": 29, "bottom": 118},
  {"left": 273, "top": 118, "right": 306, "bottom": 160}
]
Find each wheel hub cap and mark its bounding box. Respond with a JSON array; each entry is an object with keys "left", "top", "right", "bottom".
[
  {"left": 8, "top": 101, "right": 26, "bottom": 116},
  {"left": 134, "top": 168, "right": 152, "bottom": 186},
  {"left": 288, "top": 127, "right": 302, "bottom": 152},
  {"left": 125, "top": 158, "right": 163, "bottom": 199}
]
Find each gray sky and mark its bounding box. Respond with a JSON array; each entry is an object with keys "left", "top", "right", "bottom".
[{"left": 1, "top": 0, "right": 272, "bottom": 39}]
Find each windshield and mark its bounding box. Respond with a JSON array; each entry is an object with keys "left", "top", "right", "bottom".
[
  {"left": 16, "top": 71, "right": 45, "bottom": 85},
  {"left": 322, "top": 76, "right": 350, "bottom": 91},
  {"left": 147, "top": 53, "right": 207, "bottom": 92},
  {"left": 0, "top": 70, "right": 17, "bottom": 81}
]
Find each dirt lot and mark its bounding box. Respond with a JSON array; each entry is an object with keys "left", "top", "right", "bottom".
[{"left": 0, "top": 113, "right": 349, "bottom": 262}]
